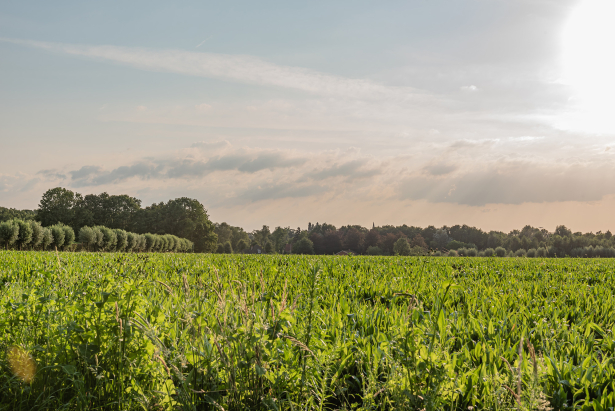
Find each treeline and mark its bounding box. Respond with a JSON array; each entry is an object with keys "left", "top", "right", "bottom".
[
  {"left": 0, "top": 187, "right": 217, "bottom": 252},
  {"left": 212, "top": 221, "right": 615, "bottom": 258},
  {"left": 0, "top": 218, "right": 193, "bottom": 252}
]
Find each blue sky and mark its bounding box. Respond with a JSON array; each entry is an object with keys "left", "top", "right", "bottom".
[{"left": 2, "top": 0, "right": 615, "bottom": 231}]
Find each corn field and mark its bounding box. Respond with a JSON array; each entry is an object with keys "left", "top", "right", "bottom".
[{"left": 1, "top": 251, "right": 615, "bottom": 410}]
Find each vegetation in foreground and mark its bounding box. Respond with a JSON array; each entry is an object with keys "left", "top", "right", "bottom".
[{"left": 1, "top": 252, "right": 615, "bottom": 410}]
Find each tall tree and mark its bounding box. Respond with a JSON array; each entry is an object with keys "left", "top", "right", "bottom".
[{"left": 38, "top": 187, "right": 81, "bottom": 227}]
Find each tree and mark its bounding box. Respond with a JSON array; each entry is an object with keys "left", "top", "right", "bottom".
[
  {"left": 343, "top": 228, "right": 365, "bottom": 254},
  {"left": 432, "top": 229, "right": 450, "bottom": 249},
  {"left": 236, "top": 239, "right": 248, "bottom": 253},
  {"left": 554, "top": 225, "right": 572, "bottom": 238},
  {"left": 38, "top": 187, "right": 80, "bottom": 227},
  {"left": 410, "top": 234, "right": 428, "bottom": 250},
  {"left": 366, "top": 246, "right": 382, "bottom": 255},
  {"left": 41, "top": 227, "right": 53, "bottom": 250},
  {"left": 0, "top": 221, "right": 19, "bottom": 249},
  {"left": 29, "top": 221, "right": 44, "bottom": 249},
  {"left": 15, "top": 219, "right": 33, "bottom": 249},
  {"left": 271, "top": 226, "right": 291, "bottom": 253},
  {"left": 79, "top": 226, "right": 97, "bottom": 250},
  {"left": 223, "top": 241, "right": 233, "bottom": 254},
  {"left": 0, "top": 207, "right": 35, "bottom": 222},
  {"left": 115, "top": 229, "right": 128, "bottom": 251},
  {"left": 264, "top": 241, "right": 274, "bottom": 253},
  {"left": 61, "top": 224, "right": 75, "bottom": 249},
  {"left": 136, "top": 197, "right": 217, "bottom": 253},
  {"left": 252, "top": 225, "right": 271, "bottom": 247},
  {"left": 144, "top": 233, "right": 156, "bottom": 252},
  {"left": 50, "top": 225, "right": 66, "bottom": 249},
  {"left": 494, "top": 246, "right": 507, "bottom": 257},
  {"left": 96, "top": 226, "right": 117, "bottom": 251},
  {"left": 364, "top": 228, "right": 380, "bottom": 249},
  {"left": 293, "top": 237, "right": 314, "bottom": 254},
  {"left": 393, "top": 237, "right": 412, "bottom": 256},
  {"left": 125, "top": 232, "right": 137, "bottom": 252}
]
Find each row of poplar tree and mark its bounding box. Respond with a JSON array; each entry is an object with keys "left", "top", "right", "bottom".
[{"left": 0, "top": 218, "right": 194, "bottom": 252}]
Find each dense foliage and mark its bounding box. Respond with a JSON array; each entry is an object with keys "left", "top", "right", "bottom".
[
  {"left": 1, "top": 252, "right": 615, "bottom": 410},
  {"left": 34, "top": 188, "right": 217, "bottom": 252},
  {"left": 213, "top": 222, "right": 615, "bottom": 258},
  {"left": 0, "top": 218, "right": 193, "bottom": 252}
]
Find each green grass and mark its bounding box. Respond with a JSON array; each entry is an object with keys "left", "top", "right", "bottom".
[{"left": 1, "top": 251, "right": 615, "bottom": 410}]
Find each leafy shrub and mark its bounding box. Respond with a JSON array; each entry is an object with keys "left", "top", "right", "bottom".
[
  {"left": 0, "top": 221, "right": 19, "bottom": 249},
  {"left": 125, "top": 232, "right": 137, "bottom": 252},
  {"left": 515, "top": 248, "right": 527, "bottom": 257},
  {"left": 477, "top": 251, "right": 485, "bottom": 257},
  {"left": 293, "top": 237, "right": 314, "bottom": 254},
  {"left": 526, "top": 248, "right": 536, "bottom": 257},
  {"left": 494, "top": 246, "right": 507, "bottom": 257},
  {"left": 447, "top": 240, "right": 465, "bottom": 250},
  {"left": 95, "top": 226, "right": 117, "bottom": 251},
  {"left": 366, "top": 246, "right": 382, "bottom": 255},
  {"left": 144, "top": 233, "right": 156, "bottom": 252},
  {"left": 41, "top": 227, "right": 53, "bottom": 250},
  {"left": 114, "top": 229, "right": 128, "bottom": 252},
  {"left": 29, "top": 220, "right": 44, "bottom": 249},
  {"left": 79, "top": 226, "right": 97, "bottom": 250},
  {"left": 432, "top": 250, "right": 442, "bottom": 256},
  {"left": 224, "top": 241, "right": 233, "bottom": 254},
  {"left": 448, "top": 250, "right": 458, "bottom": 257},
  {"left": 49, "top": 225, "right": 66, "bottom": 249},
  {"left": 393, "top": 238, "right": 412, "bottom": 256},
  {"left": 483, "top": 248, "right": 495, "bottom": 257},
  {"left": 15, "top": 219, "right": 33, "bottom": 249},
  {"left": 92, "top": 227, "right": 104, "bottom": 249},
  {"left": 466, "top": 248, "right": 478, "bottom": 257},
  {"left": 60, "top": 224, "right": 75, "bottom": 249},
  {"left": 535, "top": 247, "right": 547, "bottom": 257}
]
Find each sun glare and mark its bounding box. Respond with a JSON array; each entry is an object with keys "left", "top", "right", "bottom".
[{"left": 561, "top": 0, "right": 615, "bottom": 133}]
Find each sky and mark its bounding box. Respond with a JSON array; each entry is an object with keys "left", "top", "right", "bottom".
[{"left": 1, "top": 0, "right": 615, "bottom": 232}]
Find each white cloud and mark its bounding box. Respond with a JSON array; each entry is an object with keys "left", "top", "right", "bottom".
[{"left": 1, "top": 38, "right": 428, "bottom": 102}]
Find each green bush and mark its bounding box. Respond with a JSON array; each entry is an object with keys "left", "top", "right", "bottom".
[
  {"left": 447, "top": 249, "right": 458, "bottom": 257},
  {"left": 15, "top": 219, "right": 33, "bottom": 249},
  {"left": 60, "top": 224, "right": 75, "bottom": 249},
  {"left": 393, "top": 237, "right": 412, "bottom": 256},
  {"left": 125, "top": 232, "right": 137, "bottom": 252},
  {"left": 79, "top": 226, "right": 97, "bottom": 250},
  {"left": 494, "top": 246, "right": 507, "bottom": 257},
  {"left": 0, "top": 221, "right": 19, "bottom": 249},
  {"left": 293, "top": 237, "right": 314, "bottom": 254},
  {"left": 483, "top": 248, "right": 495, "bottom": 257},
  {"left": 29, "top": 220, "right": 44, "bottom": 249},
  {"left": 95, "top": 226, "right": 117, "bottom": 251},
  {"left": 49, "top": 225, "right": 66, "bottom": 249},
  {"left": 114, "top": 229, "right": 128, "bottom": 252},
  {"left": 41, "top": 227, "right": 53, "bottom": 250},
  {"left": 526, "top": 248, "right": 536, "bottom": 257},
  {"left": 515, "top": 248, "right": 527, "bottom": 257},
  {"left": 92, "top": 227, "right": 104, "bottom": 249},
  {"left": 366, "top": 246, "right": 383, "bottom": 255}
]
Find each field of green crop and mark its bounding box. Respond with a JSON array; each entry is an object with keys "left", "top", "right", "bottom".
[{"left": 1, "top": 252, "right": 615, "bottom": 410}]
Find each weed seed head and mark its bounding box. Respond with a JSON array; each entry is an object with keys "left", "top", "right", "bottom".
[{"left": 8, "top": 346, "right": 36, "bottom": 383}]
